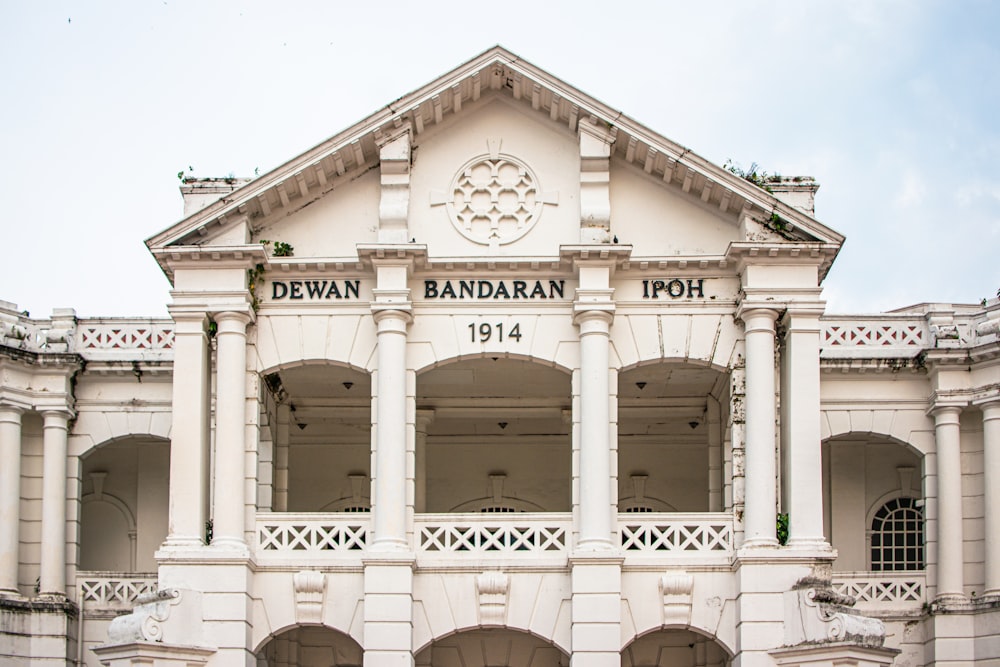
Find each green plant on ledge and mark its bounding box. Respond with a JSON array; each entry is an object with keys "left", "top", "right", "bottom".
[
  {"left": 724, "top": 159, "right": 780, "bottom": 193},
  {"left": 260, "top": 239, "right": 294, "bottom": 257},
  {"left": 777, "top": 512, "right": 790, "bottom": 545}
]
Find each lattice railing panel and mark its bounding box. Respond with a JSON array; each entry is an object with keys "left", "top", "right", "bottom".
[
  {"left": 78, "top": 321, "right": 175, "bottom": 350},
  {"left": 832, "top": 573, "right": 926, "bottom": 607},
  {"left": 417, "top": 515, "right": 569, "bottom": 554},
  {"left": 824, "top": 323, "right": 924, "bottom": 347},
  {"left": 257, "top": 515, "right": 369, "bottom": 552},
  {"left": 78, "top": 573, "right": 157, "bottom": 610},
  {"left": 619, "top": 515, "right": 733, "bottom": 553}
]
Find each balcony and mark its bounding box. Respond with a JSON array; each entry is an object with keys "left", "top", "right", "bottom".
[
  {"left": 77, "top": 572, "right": 158, "bottom": 617},
  {"left": 253, "top": 512, "right": 735, "bottom": 567},
  {"left": 831, "top": 571, "right": 926, "bottom": 616}
]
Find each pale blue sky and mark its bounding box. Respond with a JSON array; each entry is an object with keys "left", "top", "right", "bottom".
[{"left": 2, "top": 1, "right": 997, "bottom": 317}]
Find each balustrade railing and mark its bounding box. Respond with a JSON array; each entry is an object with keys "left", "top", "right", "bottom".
[
  {"left": 256, "top": 513, "right": 369, "bottom": 554},
  {"left": 416, "top": 513, "right": 570, "bottom": 555},
  {"left": 618, "top": 513, "right": 733, "bottom": 557},
  {"left": 832, "top": 571, "right": 925, "bottom": 612},
  {"left": 820, "top": 317, "right": 927, "bottom": 358},
  {"left": 76, "top": 319, "right": 175, "bottom": 360},
  {"left": 77, "top": 572, "right": 158, "bottom": 612}
]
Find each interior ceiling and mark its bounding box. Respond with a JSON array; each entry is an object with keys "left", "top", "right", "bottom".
[{"left": 270, "top": 360, "right": 725, "bottom": 441}]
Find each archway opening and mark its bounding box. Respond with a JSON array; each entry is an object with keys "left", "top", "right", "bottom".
[
  {"left": 618, "top": 363, "right": 729, "bottom": 513},
  {"left": 622, "top": 628, "right": 731, "bottom": 667},
  {"left": 79, "top": 437, "right": 169, "bottom": 572},
  {"left": 416, "top": 628, "right": 567, "bottom": 667},
  {"left": 259, "top": 364, "right": 372, "bottom": 512},
  {"left": 822, "top": 434, "right": 924, "bottom": 572},
  {"left": 256, "top": 625, "right": 362, "bottom": 667},
  {"left": 417, "top": 358, "right": 571, "bottom": 513}
]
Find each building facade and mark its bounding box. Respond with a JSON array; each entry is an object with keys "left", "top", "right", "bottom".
[{"left": 1, "top": 47, "right": 999, "bottom": 667}]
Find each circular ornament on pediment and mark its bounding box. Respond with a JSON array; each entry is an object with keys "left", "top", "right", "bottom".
[{"left": 445, "top": 154, "right": 543, "bottom": 246}]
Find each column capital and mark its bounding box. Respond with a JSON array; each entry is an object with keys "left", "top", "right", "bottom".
[
  {"left": 39, "top": 408, "right": 73, "bottom": 423},
  {"left": 0, "top": 404, "right": 24, "bottom": 420},
  {"left": 928, "top": 403, "right": 963, "bottom": 421},
  {"left": 974, "top": 395, "right": 1000, "bottom": 416},
  {"left": 737, "top": 305, "right": 780, "bottom": 330},
  {"left": 573, "top": 306, "right": 614, "bottom": 330},
  {"left": 372, "top": 307, "right": 413, "bottom": 331},
  {"left": 213, "top": 309, "right": 252, "bottom": 333}
]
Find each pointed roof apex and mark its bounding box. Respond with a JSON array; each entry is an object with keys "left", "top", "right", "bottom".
[{"left": 147, "top": 46, "right": 843, "bottom": 262}]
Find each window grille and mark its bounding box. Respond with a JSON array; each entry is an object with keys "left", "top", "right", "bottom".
[{"left": 870, "top": 497, "right": 923, "bottom": 571}]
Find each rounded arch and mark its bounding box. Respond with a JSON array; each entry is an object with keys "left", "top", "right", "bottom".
[
  {"left": 617, "top": 356, "right": 730, "bottom": 378},
  {"left": 820, "top": 410, "right": 934, "bottom": 456},
  {"left": 822, "top": 430, "right": 926, "bottom": 460},
  {"left": 414, "top": 625, "right": 571, "bottom": 663},
  {"left": 622, "top": 625, "right": 734, "bottom": 665},
  {"left": 414, "top": 349, "right": 574, "bottom": 378},
  {"left": 71, "top": 422, "right": 171, "bottom": 460},
  {"left": 258, "top": 357, "right": 372, "bottom": 379},
  {"left": 254, "top": 623, "right": 363, "bottom": 665}
]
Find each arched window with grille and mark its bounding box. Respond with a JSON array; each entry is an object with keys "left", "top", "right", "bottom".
[{"left": 870, "top": 496, "right": 924, "bottom": 571}]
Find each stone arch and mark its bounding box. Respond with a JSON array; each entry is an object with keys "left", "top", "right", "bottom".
[
  {"left": 69, "top": 413, "right": 172, "bottom": 459},
  {"left": 414, "top": 627, "right": 570, "bottom": 666},
  {"left": 254, "top": 623, "right": 363, "bottom": 667},
  {"left": 610, "top": 311, "right": 743, "bottom": 373},
  {"left": 621, "top": 626, "right": 733, "bottom": 667},
  {"left": 253, "top": 312, "right": 377, "bottom": 375},
  {"left": 820, "top": 408, "right": 934, "bottom": 456},
  {"left": 413, "top": 349, "right": 574, "bottom": 378}
]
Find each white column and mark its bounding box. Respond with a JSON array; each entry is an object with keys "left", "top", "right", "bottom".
[
  {"left": 212, "top": 310, "right": 251, "bottom": 548},
  {"left": 782, "top": 309, "right": 826, "bottom": 548},
  {"left": 0, "top": 405, "right": 23, "bottom": 595},
  {"left": 39, "top": 409, "right": 70, "bottom": 596},
  {"left": 741, "top": 307, "right": 779, "bottom": 547},
  {"left": 164, "top": 310, "right": 211, "bottom": 547},
  {"left": 274, "top": 404, "right": 290, "bottom": 512},
  {"left": 932, "top": 405, "right": 965, "bottom": 601},
  {"left": 981, "top": 400, "right": 1000, "bottom": 598},
  {"left": 371, "top": 308, "right": 410, "bottom": 551},
  {"left": 575, "top": 310, "right": 614, "bottom": 550},
  {"left": 414, "top": 410, "right": 433, "bottom": 514}
]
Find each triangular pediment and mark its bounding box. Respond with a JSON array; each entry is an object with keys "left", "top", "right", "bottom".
[{"left": 146, "top": 46, "right": 843, "bottom": 279}]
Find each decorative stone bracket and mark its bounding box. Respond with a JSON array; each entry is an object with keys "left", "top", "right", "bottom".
[
  {"left": 659, "top": 571, "right": 694, "bottom": 627},
  {"left": 294, "top": 570, "right": 327, "bottom": 625},
  {"left": 476, "top": 571, "right": 510, "bottom": 626},
  {"left": 784, "top": 587, "right": 886, "bottom": 648}
]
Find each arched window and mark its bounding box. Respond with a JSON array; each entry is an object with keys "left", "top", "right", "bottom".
[{"left": 870, "top": 497, "right": 924, "bottom": 571}]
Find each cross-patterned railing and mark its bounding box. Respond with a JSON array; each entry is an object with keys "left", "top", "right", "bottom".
[
  {"left": 618, "top": 513, "right": 733, "bottom": 554},
  {"left": 77, "top": 572, "right": 158, "bottom": 612},
  {"left": 416, "top": 513, "right": 570, "bottom": 555},
  {"left": 76, "top": 319, "right": 175, "bottom": 360},
  {"left": 832, "top": 571, "right": 926, "bottom": 612},
  {"left": 820, "top": 317, "right": 928, "bottom": 358},
  {"left": 256, "top": 513, "right": 369, "bottom": 553}
]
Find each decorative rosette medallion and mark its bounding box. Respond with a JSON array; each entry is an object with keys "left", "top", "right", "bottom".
[{"left": 431, "top": 138, "right": 557, "bottom": 248}]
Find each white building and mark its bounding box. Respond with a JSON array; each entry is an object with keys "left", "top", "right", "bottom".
[{"left": 1, "top": 46, "right": 998, "bottom": 667}]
